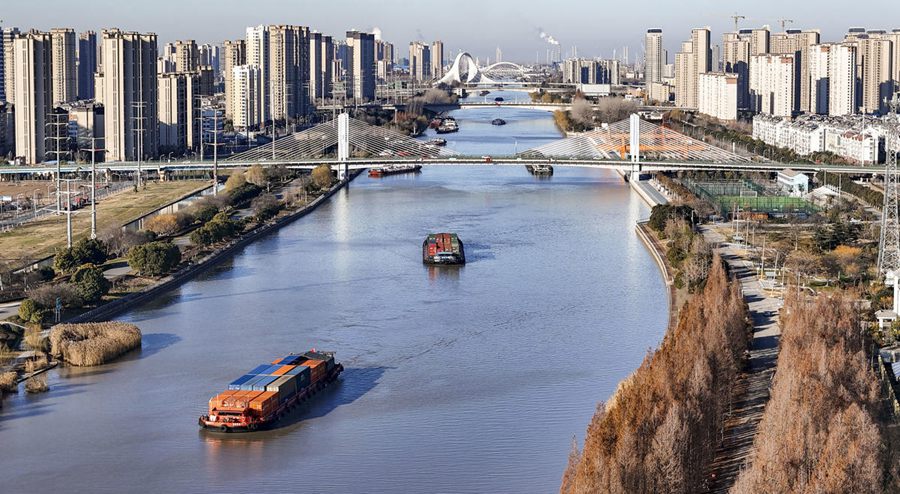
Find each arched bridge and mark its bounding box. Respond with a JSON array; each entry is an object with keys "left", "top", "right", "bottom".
[{"left": 437, "top": 53, "right": 529, "bottom": 86}]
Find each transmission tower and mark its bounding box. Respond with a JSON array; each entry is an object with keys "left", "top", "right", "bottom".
[{"left": 877, "top": 93, "right": 900, "bottom": 275}]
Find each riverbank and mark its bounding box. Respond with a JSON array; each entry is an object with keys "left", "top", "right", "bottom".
[{"left": 67, "top": 170, "right": 362, "bottom": 324}]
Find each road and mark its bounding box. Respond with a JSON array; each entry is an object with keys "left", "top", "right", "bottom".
[{"left": 702, "top": 225, "right": 783, "bottom": 493}]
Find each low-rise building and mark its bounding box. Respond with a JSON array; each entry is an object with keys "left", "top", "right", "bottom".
[
  {"left": 753, "top": 113, "right": 886, "bottom": 164},
  {"left": 647, "top": 82, "right": 673, "bottom": 103},
  {"left": 776, "top": 169, "right": 809, "bottom": 196}
]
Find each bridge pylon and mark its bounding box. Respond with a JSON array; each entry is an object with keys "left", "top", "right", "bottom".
[
  {"left": 629, "top": 114, "right": 641, "bottom": 178},
  {"left": 337, "top": 112, "right": 350, "bottom": 180}
]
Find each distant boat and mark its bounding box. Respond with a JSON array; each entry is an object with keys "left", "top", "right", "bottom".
[
  {"left": 427, "top": 138, "right": 447, "bottom": 147},
  {"left": 494, "top": 97, "right": 504, "bottom": 102},
  {"left": 479, "top": 90, "right": 490, "bottom": 96},
  {"left": 491, "top": 118, "right": 507, "bottom": 126}
]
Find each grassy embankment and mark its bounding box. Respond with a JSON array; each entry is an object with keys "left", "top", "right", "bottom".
[{"left": 0, "top": 181, "right": 208, "bottom": 265}]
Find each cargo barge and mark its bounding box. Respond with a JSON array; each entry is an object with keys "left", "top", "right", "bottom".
[
  {"left": 526, "top": 164, "right": 554, "bottom": 176},
  {"left": 435, "top": 117, "right": 459, "bottom": 134},
  {"left": 199, "top": 351, "right": 343, "bottom": 432},
  {"left": 368, "top": 164, "right": 423, "bottom": 178},
  {"left": 423, "top": 233, "right": 466, "bottom": 265}
]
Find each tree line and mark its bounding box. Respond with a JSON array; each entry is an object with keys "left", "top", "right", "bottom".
[
  {"left": 560, "top": 257, "right": 750, "bottom": 493},
  {"left": 731, "top": 294, "right": 898, "bottom": 493}
]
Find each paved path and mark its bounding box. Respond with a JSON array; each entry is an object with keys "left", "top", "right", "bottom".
[
  {"left": 0, "top": 300, "right": 21, "bottom": 321},
  {"left": 702, "top": 226, "right": 782, "bottom": 493}
]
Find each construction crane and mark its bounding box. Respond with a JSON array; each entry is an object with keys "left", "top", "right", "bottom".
[
  {"left": 778, "top": 19, "right": 795, "bottom": 32},
  {"left": 730, "top": 13, "right": 746, "bottom": 33}
]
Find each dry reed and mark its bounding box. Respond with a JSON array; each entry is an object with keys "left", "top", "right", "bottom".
[
  {"left": 24, "top": 374, "right": 48, "bottom": 393},
  {"left": 0, "top": 371, "right": 17, "bottom": 393},
  {"left": 50, "top": 322, "right": 142, "bottom": 366}
]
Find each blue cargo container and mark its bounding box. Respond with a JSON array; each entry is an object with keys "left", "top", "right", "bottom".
[
  {"left": 261, "top": 365, "right": 283, "bottom": 375},
  {"left": 247, "top": 364, "right": 271, "bottom": 375},
  {"left": 239, "top": 375, "right": 268, "bottom": 391},
  {"left": 251, "top": 375, "right": 280, "bottom": 391},
  {"left": 286, "top": 365, "right": 311, "bottom": 378},
  {"left": 228, "top": 374, "right": 257, "bottom": 390},
  {"left": 281, "top": 355, "right": 304, "bottom": 365}
]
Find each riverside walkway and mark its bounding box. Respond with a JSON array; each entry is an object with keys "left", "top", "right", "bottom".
[{"left": 702, "top": 226, "right": 783, "bottom": 493}]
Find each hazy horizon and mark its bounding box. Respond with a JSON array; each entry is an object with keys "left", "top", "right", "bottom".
[{"left": 3, "top": 0, "right": 898, "bottom": 63}]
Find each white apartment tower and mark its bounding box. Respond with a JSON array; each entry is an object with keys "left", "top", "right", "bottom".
[
  {"left": 645, "top": 29, "right": 664, "bottom": 85},
  {"left": 246, "top": 26, "right": 270, "bottom": 122},
  {"left": 100, "top": 29, "right": 159, "bottom": 162},
  {"left": 157, "top": 72, "right": 199, "bottom": 152},
  {"left": 723, "top": 31, "right": 752, "bottom": 109},
  {"left": 674, "top": 28, "right": 710, "bottom": 108},
  {"left": 13, "top": 31, "right": 53, "bottom": 164},
  {"left": 1, "top": 27, "right": 21, "bottom": 104},
  {"left": 50, "top": 28, "right": 77, "bottom": 105},
  {"left": 231, "top": 65, "right": 262, "bottom": 130},
  {"left": 749, "top": 54, "right": 795, "bottom": 117},
  {"left": 222, "top": 39, "right": 246, "bottom": 119},
  {"left": 809, "top": 43, "right": 857, "bottom": 116},
  {"left": 698, "top": 72, "right": 738, "bottom": 120}
]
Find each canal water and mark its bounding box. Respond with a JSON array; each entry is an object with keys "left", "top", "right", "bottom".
[{"left": 0, "top": 91, "right": 668, "bottom": 493}]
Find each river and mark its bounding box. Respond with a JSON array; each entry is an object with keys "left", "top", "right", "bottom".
[{"left": 0, "top": 91, "right": 668, "bottom": 493}]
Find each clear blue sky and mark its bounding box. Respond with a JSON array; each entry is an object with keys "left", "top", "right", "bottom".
[{"left": 3, "top": 0, "right": 898, "bottom": 63}]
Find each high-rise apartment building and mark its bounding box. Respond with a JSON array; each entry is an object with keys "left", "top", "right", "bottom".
[
  {"left": 99, "top": 29, "right": 159, "bottom": 162},
  {"left": 375, "top": 39, "right": 394, "bottom": 81},
  {"left": 246, "top": 26, "right": 270, "bottom": 122},
  {"left": 644, "top": 29, "right": 664, "bottom": 85},
  {"left": 77, "top": 31, "right": 97, "bottom": 100},
  {"left": 13, "top": 31, "right": 53, "bottom": 163},
  {"left": 751, "top": 27, "right": 771, "bottom": 55},
  {"left": 198, "top": 43, "right": 220, "bottom": 75},
  {"left": 698, "top": 72, "right": 738, "bottom": 121},
  {"left": 50, "top": 28, "right": 77, "bottom": 105},
  {"left": 174, "top": 40, "right": 199, "bottom": 73},
  {"left": 723, "top": 30, "right": 751, "bottom": 109},
  {"left": 309, "top": 32, "right": 333, "bottom": 102},
  {"left": 771, "top": 29, "right": 820, "bottom": 113},
  {"left": 749, "top": 54, "right": 795, "bottom": 117},
  {"left": 409, "top": 41, "right": 431, "bottom": 81},
  {"left": 222, "top": 39, "right": 246, "bottom": 119},
  {"left": 858, "top": 35, "right": 893, "bottom": 114},
  {"left": 809, "top": 43, "right": 858, "bottom": 116},
  {"left": 431, "top": 41, "right": 444, "bottom": 80},
  {"left": 674, "top": 28, "right": 710, "bottom": 108},
  {"left": 158, "top": 72, "right": 199, "bottom": 152},
  {"left": 562, "top": 58, "right": 620, "bottom": 85},
  {"left": 231, "top": 64, "right": 262, "bottom": 130},
  {"left": 1, "top": 27, "right": 21, "bottom": 103},
  {"left": 346, "top": 30, "right": 375, "bottom": 102},
  {"left": 269, "top": 25, "right": 310, "bottom": 123}
]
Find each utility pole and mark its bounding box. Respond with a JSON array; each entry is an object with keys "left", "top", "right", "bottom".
[
  {"left": 60, "top": 178, "right": 79, "bottom": 248},
  {"left": 82, "top": 137, "right": 105, "bottom": 239},
  {"left": 730, "top": 13, "right": 746, "bottom": 33}
]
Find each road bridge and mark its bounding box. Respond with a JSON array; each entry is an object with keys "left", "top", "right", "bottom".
[{"left": 0, "top": 114, "right": 888, "bottom": 179}]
